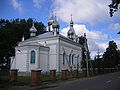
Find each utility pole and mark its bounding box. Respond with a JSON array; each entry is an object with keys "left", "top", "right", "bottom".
[
  {"left": 85, "top": 51, "right": 89, "bottom": 77},
  {"left": 84, "top": 33, "right": 89, "bottom": 77}
]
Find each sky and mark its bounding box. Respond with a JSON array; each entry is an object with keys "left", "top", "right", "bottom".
[{"left": 0, "top": 0, "right": 120, "bottom": 58}]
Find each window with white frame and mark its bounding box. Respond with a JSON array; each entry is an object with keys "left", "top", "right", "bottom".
[{"left": 30, "top": 50, "right": 36, "bottom": 64}]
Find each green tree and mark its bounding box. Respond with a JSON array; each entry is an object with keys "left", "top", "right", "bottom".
[
  {"left": 93, "top": 50, "right": 103, "bottom": 68},
  {"left": 103, "top": 41, "right": 120, "bottom": 68},
  {"left": 109, "top": 0, "right": 120, "bottom": 17},
  {"left": 0, "top": 18, "right": 46, "bottom": 70}
]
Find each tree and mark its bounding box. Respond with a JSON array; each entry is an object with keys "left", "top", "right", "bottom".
[
  {"left": 0, "top": 18, "right": 46, "bottom": 70},
  {"left": 103, "top": 41, "right": 120, "bottom": 68},
  {"left": 109, "top": 0, "right": 120, "bottom": 17},
  {"left": 93, "top": 49, "right": 103, "bottom": 68}
]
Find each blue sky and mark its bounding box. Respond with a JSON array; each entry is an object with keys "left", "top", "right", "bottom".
[{"left": 0, "top": 0, "right": 120, "bottom": 58}]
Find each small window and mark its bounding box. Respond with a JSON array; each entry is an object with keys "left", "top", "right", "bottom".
[
  {"left": 63, "top": 52, "right": 65, "bottom": 65},
  {"left": 30, "top": 50, "right": 36, "bottom": 64}
]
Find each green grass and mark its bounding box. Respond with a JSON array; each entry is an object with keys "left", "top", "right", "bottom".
[
  {"left": 56, "top": 75, "right": 61, "bottom": 80},
  {"left": 15, "top": 76, "right": 31, "bottom": 85},
  {"left": 41, "top": 75, "right": 50, "bottom": 82},
  {"left": 67, "top": 71, "right": 73, "bottom": 79}
]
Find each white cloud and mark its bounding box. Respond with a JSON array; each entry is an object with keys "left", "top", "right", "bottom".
[
  {"left": 90, "top": 42, "right": 108, "bottom": 59},
  {"left": 109, "top": 23, "right": 120, "bottom": 31},
  {"left": 117, "top": 41, "right": 120, "bottom": 50},
  {"left": 61, "top": 24, "right": 108, "bottom": 40},
  {"left": 98, "top": 43, "right": 108, "bottom": 51},
  {"left": 33, "top": 0, "right": 42, "bottom": 8},
  {"left": 11, "top": 0, "right": 22, "bottom": 13},
  {"left": 60, "top": 24, "right": 108, "bottom": 54},
  {"left": 53, "top": 0, "right": 112, "bottom": 25}
]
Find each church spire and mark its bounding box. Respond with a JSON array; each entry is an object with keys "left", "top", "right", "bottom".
[
  {"left": 70, "top": 14, "right": 73, "bottom": 27},
  {"left": 67, "top": 14, "right": 76, "bottom": 41}
]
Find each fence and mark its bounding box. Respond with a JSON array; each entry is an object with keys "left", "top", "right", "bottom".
[{"left": 1, "top": 68, "right": 119, "bottom": 86}]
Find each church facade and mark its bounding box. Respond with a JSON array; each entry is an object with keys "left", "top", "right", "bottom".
[{"left": 11, "top": 15, "right": 89, "bottom": 74}]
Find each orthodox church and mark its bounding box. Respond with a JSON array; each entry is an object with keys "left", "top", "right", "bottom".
[{"left": 11, "top": 15, "right": 89, "bottom": 75}]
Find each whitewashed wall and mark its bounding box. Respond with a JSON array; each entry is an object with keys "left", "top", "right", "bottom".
[
  {"left": 39, "top": 47, "right": 49, "bottom": 72},
  {"left": 37, "top": 39, "right": 59, "bottom": 71},
  {"left": 14, "top": 35, "right": 83, "bottom": 74},
  {"left": 15, "top": 47, "right": 28, "bottom": 72},
  {"left": 28, "top": 46, "right": 39, "bottom": 71},
  {"left": 59, "top": 38, "right": 82, "bottom": 71}
]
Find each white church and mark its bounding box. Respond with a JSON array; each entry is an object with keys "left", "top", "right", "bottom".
[{"left": 11, "top": 15, "right": 89, "bottom": 75}]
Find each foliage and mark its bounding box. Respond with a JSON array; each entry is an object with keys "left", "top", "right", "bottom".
[
  {"left": 93, "top": 57, "right": 103, "bottom": 68},
  {"left": 78, "top": 36, "right": 85, "bottom": 45},
  {"left": 86, "top": 41, "right": 120, "bottom": 69},
  {"left": 103, "top": 41, "right": 120, "bottom": 68},
  {"left": 79, "top": 36, "right": 90, "bottom": 61},
  {"left": 109, "top": 0, "right": 120, "bottom": 17},
  {"left": 0, "top": 18, "right": 46, "bottom": 70}
]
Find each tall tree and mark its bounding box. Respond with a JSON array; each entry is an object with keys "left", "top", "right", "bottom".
[
  {"left": 93, "top": 49, "right": 103, "bottom": 68},
  {"left": 103, "top": 41, "right": 120, "bottom": 68},
  {"left": 0, "top": 18, "right": 46, "bottom": 70}
]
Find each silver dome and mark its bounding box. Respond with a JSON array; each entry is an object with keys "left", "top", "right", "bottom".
[{"left": 29, "top": 23, "right": 37, "bottom": 33}]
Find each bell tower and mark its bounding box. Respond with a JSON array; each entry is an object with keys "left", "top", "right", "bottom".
[{"left": 67, "top": 14, "right": 76, "bottom": 40}]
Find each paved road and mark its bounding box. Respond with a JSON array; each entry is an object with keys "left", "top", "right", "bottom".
[{"left": 45, "top": 72, "right": 120, "bottom": 90}]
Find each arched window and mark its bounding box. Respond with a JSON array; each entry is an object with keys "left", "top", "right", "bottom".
[
  {"left": 72, "top": 54, "right": 74, "bottom": 65},
  {"left": 30, "top": 50, "right": 36, "bottom": 64},
  {"left": 63, "top": 52, "right": 65, "bottom": 65},
  {"left": 77, "top": 55, "right": 79, "bottom": 67},
  {"left": 69, "top": 54, "right": 71, "bottom": 65}
]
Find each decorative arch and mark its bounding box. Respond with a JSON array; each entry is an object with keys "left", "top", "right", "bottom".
[{"left": 30, "top": 50, "right": 36, "bottom": 64}]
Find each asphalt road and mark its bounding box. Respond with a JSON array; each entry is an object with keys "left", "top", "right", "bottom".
[{"left": 45, "top": 72, "right": 120, "bottom": 90}]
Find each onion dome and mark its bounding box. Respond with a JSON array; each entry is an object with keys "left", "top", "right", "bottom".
[
  {"left": 48, "top": 15, "right": 55, "bottom": 25},
  {"left": 29, "top": 23, "right": 37, "bottom": 33},
  {"left": 67, "top": 14, "right": 76, "bottom": 40},
  {"left": 67, "top": 14, "right": 75, "bottom": 36},
  {"left": 67, "top": 27, "right": 75, "bottom": 35},
  {"left": 52, "top": 19, "right": 60, "bottom": 28}
]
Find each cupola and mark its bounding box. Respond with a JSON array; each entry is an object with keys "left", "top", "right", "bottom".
[
  {"left": 47, "top": 12, "right": 60, "bottom": 36},
  {"left": 67, "top": 15, "right": 76, "bottom": 40},
  {"left": 48, "top": 15, "right": 55, "bottom": 26},
  {"left": 52, "top": 19, "right": 60, "bottom": 28},
  {"left": 29, "top": 23, "right": 37, "bottom": 37}
]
